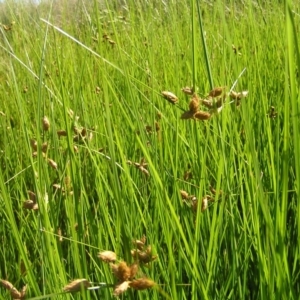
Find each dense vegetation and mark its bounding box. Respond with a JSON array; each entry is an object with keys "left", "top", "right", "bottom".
[{"left": 0, "top": 0, "right": 300, "bottom": 299}]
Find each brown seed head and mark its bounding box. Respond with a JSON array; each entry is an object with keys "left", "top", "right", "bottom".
[
  {"left": 111, "top": 261, "right": 131, "bottom": 282},
  {"left": 188, "top": 95, "right": 200, "bottom": 113},
  {"left": 131, "top": 248, "right": 157, "bottom": 264},
  {"left": 201, "top": 197, "right": 208, "bottom": 212},
  {"left": 140, "top": 235, "right": 146, "bottom": 244},
  {"left": 98, "top": 251, "right": 117, "bottom": 263},
  {"left": 161, "top": 91, "right": 178, "bottom": 104},
  {"left": 30, "top": 139, "right": 38, "bottom": 151},
  {"left": 113, "top": 281, "right": 129, "bottom": 296},
  {"left": 139, "top": 166, "right": 150, "bottom": 177},
  {"left": 215, "top": 95, "right": 227, "bottom": 108},
  {"left": 27, "top": 190, "right": 36, "bottom": 201},
  {"left": 130, "top": 263, "right": 139, "bottom": 279},
  {"left": 0, "top": 279, "right": 14, "bottom": 290},
  {"left": 229, "top": 91, "right": 239, "bottom": 100},
  {"left": 201, "top": 99, "right": 213, "bottom": 109},
  {"left": 230, "top": 90, "right": 248, "bottom": 101},
  {"left": 20, "top": 285, "right": 27, "bottom": 298},
  {"left": 81, "top": 128, "right": 87, "bottom": 137},
  {"left": 129, "top": 278, "right": 156, "bottom": 290},
  {"left": 133, "top": 239, "right": 145, "bottom": 250},
  {"left": 183, "top": 170, "right": 192, "bottom": 181},
  {"left": 57, "top": 130, "right": 67, "bottom": 137},
  {"left": 48, "top": 159, "right": 58, "bottom": 170},
  {"left": 145, "top": 125, "right": 153, "bottom": 133},
  {"left": 10, "top": 287, "right": 21, "bottom": 299},
  {"left": 181, "top": 86, "right": 194, "bottom": 95},
  {"left": 23, "top": 200, "right": 38, "bottom": 210},
  {"left": 63, "top": 279, "right": 90, "bottom": 293},
  {"left": 208, "top": 87, "right": 225, "bottom": 98},
  {"left": 194, "top": 111, "right": 211, "bottom": 120},
  {"left": 53, "top": 184, "right": 61, "bottom": 190},
  {"left": 42, "top": 116, "right": 50, "bottom": 131},
  {"left": 191, "top": 197, "right": 198, "bottom": 211},
  {"left": 180, "top": 190, "right": 189, "bottom": 200},
  {"left": 41, "top": 142, "right": 48, "bottom": 153}
]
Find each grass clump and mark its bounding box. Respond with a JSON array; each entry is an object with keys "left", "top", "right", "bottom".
[{"left": 0, "top": 0, "right": 300, "bottom": 299}]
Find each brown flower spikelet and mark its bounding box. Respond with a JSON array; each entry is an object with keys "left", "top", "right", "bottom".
[
  {"left": 161, "top": 91, "right": 178, "bottom": 104},
  {"left": 63, "top": 279, "right": 90, "bottom": 292},
  {"left": 201, "top": 197, "right": 208, "bottom": 212},
  {"left": 140, "top": 235, "right": 146, "bottom": 244},
  {"left": 201, "top": 99, "right": 213, "bottom": 109},
  {"left": 208, "top": 87, "right": 225, "bottom": 98},
  {"left": 113, "top": 281, "right": 129, "bottom": 296},
  {"left": 181, "top": 86, "right": 194, "bottom": 95},
  {"left": 42, "top": 116, "right": 50, "bottom": 131},
  {"left": 133, "top": 239, "right": 145, "bottom": 250},
  {"left": 48, "top": 159, "right": 58, "bottom": 170},
  {"left": 10, "top": 287, "right": 22, "bottom": 299},
  {"left": 215, "top": 95, "right": 227, "bottom": 108},
  {"left": 130, "top": 263, "right": 139, "bottom": 279},
  {"left": 57, "top": 130, "right": 67, "bottom": 137},
  {"left": 98, "top": 251, "right": 117, "bottom": 263},
  {"left": 23, "top": 200, "right": 38, "bottom": 210},
  {"left": 20, "top": 285, "right": 27, "bottom": 298},
  {"left": 129, "top": 278, "right": 156, "bottom": 290},
  {"left": 188, "top": 95, "right": 199, "bottom": 113},
  {"left": 180, "top": 190, "right": 189, "bottom": 200},
  {"left": 229, "top": 91, "right": 248, "bottom": 100},
  {"left": 111, "top": 261, "right": 131, "bottom": 282},
  {"left": 30, "top": 139, "right": 38, "bottom": 151},
  {"left": 0, "top": 279, "right": 14, "bottom": 290},
  {"left": 131, "top": 247, "right": 157, "bottom": 264},
  {"left": 194, "top": 111, "right": 211, "bottom": 120},
  {"left": 41, "top": 142, "right": 48, "bottom": 153},
  {"left": 27, "top": 191, "right": 36, "bottom": 201}
]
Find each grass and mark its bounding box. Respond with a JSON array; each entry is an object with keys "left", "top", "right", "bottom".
[{"left": 0, "top": 0, "right": 300, "bottom": 299}]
